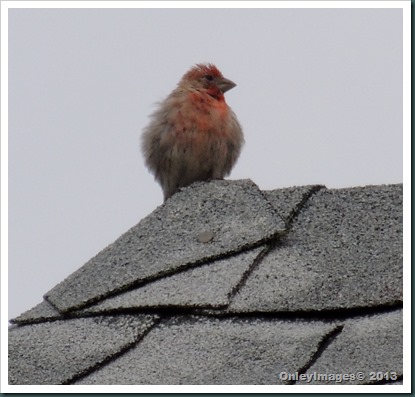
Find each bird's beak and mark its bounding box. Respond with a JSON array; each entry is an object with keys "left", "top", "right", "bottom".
[{"left": 217, "top": 77, "right": 236, "bottom": 93}]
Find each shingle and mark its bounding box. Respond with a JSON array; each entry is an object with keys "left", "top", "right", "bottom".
[
  {"left": 228, "top": 185, "right": 402, "bottom": 312},
  {"left": 298, "top": 309, "right": 402, "bottom": 385},
  {"left": 75, "top": 315, "right": 337, "bottom": 385},
  {"left": 263, "top": 185, "right": 325, "bottom": 222},
  {"left": 8, "top": 314, "right": 158, "bottom": 385},
  {"left": 78, "top": 247, "right": 263, "bottom": 314},
  {"left": 8, "top": 183, "right": 404, "bottom": 387},
  {"left": 44, "top": 179, "right": 284, "bottom": 313},
  {"left": 11, "top": 300, "right": 61, "bottom": 324}
]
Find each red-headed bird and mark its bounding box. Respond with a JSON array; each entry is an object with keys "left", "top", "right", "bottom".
[{"left": 141, "top": 63, "right": 244, "bottom": 201}]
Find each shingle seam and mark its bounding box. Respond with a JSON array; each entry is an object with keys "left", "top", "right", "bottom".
[
  {"left": 226, "top": 244, "right": 276, "bottom": 305},
  {"left": 82, "top": 301, "right": 402, "bottom": 321},
  {"left": 204, "top": 185, "right": 326, "bottom": 313},
  {"left": 63, "top": 315, "right": 163, "bottom": 385},
  {"left": 256, "top": 185, "right": 287, "bottom": 226},
  {"left": 195, "top": 302, "right": 403, "bottom": 321},
  {"left": 9, "top": 308, "right": 165, "bottom": 327},
  {"left": 220, "top": 183, "right": 320, "bottom": 309},
  {"left": 9, "top": 313, "right": 67, "bottom": 326},
  {"left": 284, "top": 184, "right": 326, "bottom": 230},
  {"left": 10, "top": 300, "right": 402, "bottom": 327},
  {"left": 44, "top": 232, "right": 284, "bottom": 315},
  {"left": 35, "top": 299, "right": 66, "bottom": 318},
  {"left": 285, "top": 325, "right": 345, "bottom": 385}
]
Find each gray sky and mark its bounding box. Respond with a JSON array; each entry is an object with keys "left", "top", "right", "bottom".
[{"left": 8, "top": 6, "right": 403, "bottom": 320}]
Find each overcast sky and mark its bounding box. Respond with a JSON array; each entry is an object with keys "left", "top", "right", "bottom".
[{"left": 7, "top": 4, "right": 404, "bottom": 320}]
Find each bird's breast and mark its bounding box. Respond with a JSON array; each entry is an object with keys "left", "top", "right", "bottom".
[{"left": 169, "top": 92, "right": 230, "bottom": 136}]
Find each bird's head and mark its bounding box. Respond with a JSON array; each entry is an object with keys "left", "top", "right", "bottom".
[{"left": 179, "top": 63, "right": 236, "bottom": 98}]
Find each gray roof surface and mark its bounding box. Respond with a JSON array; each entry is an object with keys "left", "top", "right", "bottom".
[{"left": 9, "top": 179, "right": 403, "bottom": 386}]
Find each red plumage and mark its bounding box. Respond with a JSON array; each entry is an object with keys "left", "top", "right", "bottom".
[{"left": 141, "top": 63, "right": 244, "bottom": 201}]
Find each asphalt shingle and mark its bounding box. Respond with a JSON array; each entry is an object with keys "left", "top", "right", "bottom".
[
  {"left": 263, "top": 185, "right": 325, "bottom": 223},
  {"left": 11, "top": 300, "right": 61, "bottom": 324},
  {"left": 44, "top": 179, "right": 284, "bottom": 313},
  {"left": 228, "top": 185, "right": 403, "bottom": 312},
  {"left": 8, "top": 314, "right": 158, "bottom": 385},
  {"left": 299, "top": 309, "right": 403, "bottom": 385},
  {"left": 75, "top": 316, "right": 337, "bottom": 385},
  {"left": 8, "top": 182, "right": 404, "bottom": 387},
  {"left": 78, "top": 247, "right": 263, "bottom": 314}
]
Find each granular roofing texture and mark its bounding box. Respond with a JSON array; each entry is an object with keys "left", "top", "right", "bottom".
[{"left": 9, "top": 179, "right": 403, "bottom": 386}]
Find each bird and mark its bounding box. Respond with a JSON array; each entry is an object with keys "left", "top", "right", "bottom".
[{"left": 141, "top": 63, "right": 244, "bottom": 201}]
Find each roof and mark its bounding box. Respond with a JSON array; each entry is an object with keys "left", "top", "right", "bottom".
[{"left": 8, "top": 179, "right": 403, "bottom": 386}]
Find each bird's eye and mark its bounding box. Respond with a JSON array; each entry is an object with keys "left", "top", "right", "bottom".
[{"left": 204, "top": 75, "right": 214, "bottom": 81}]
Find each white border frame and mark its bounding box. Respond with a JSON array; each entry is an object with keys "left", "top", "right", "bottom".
[{"left": 1, "top": 1, "right": 410, "bottom": 393}]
